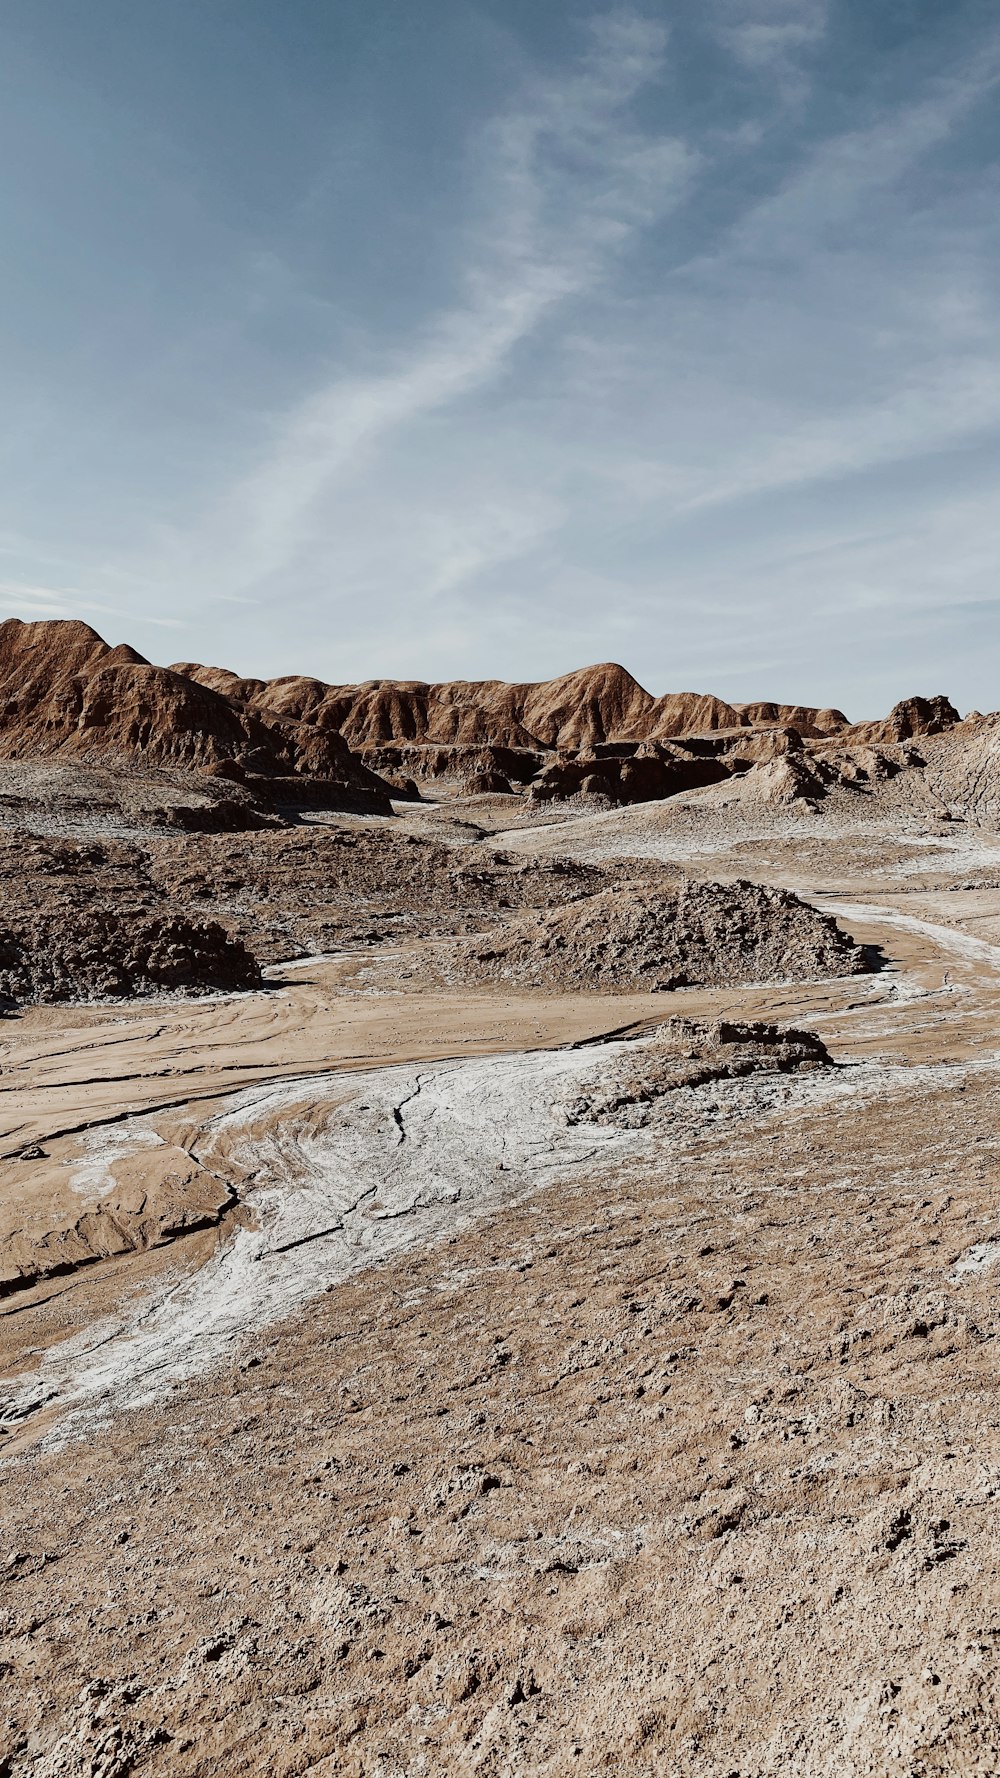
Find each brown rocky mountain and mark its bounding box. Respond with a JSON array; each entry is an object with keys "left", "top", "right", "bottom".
[
  {"left": 841, "top": 694, "right": 962, "bottom": 745},
  {"left": 0, "top": 619, "right": 970, "bottom": 813},
  {"left": 173, "top": 656, "right": 848, "bottom": 752},
  {"left": 0, "top": 619, "right": 393, "bottom": 812}
]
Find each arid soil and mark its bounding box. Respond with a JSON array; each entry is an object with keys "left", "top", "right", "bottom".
[{"left": 5, "top": 624, "right": 1000, "bottom": 1775}]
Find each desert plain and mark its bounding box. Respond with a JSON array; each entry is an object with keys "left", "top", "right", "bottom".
[{"left": 2, "top": 620, "right": 1000, "bottom": 1774}]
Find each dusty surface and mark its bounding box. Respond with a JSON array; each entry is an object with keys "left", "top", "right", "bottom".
[{"left": 6, "top": 642, "right": 1000, "bottom": 1772}]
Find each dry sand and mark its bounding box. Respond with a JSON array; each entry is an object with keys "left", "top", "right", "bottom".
[{"left": 5, "top": 789, "right": 1000, "bottom": 1774}]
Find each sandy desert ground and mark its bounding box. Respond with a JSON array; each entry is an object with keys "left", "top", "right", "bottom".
[
  {"left": 4, "top": 622, "right": 1000, "bottom": 1774},
  {"left": 3, "top": 782, "right": 1000, "bottom": 1777}
]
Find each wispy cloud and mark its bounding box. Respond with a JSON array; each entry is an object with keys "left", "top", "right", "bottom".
[
  {"left": 0, "top": 581, "right": 183, "bottom": 629},
  {"left": 210, "top": 13, "right": 694, "bottom": 598},
  {"left": 710, "top": 0, "right": 828, "bottom": 100}
]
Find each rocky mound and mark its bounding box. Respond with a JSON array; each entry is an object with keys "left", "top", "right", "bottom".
[
  {"left": 0, "top": 913, "right": 261, "bottom": 1005},
  {"left": 452, "top": 879, "right": 867, "bottom": 991},
  {"left": 0, "top": 834, "right": 264, "bottom": 1002},
  {"left": 528, "top": 743, "right": 736, "bottom": 805},
  {"left": 0, "top": 760, "right": 279, "bottom": 838},
  {"left": 565, "top": 1018, "right": 833, "bottom": 1126},
  {"left": 698, "top": 755, "right": 837, "bottom": 810},
  {"left": 845, "top": 695, "right": 961, "bottom": 746},
  {"left": 734, "top": 701, "right": 848, "bottom": 736}
]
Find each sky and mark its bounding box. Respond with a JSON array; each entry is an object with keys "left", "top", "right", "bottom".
[{"left": 0, "top": 0, "right": 998, "bottom": 716}]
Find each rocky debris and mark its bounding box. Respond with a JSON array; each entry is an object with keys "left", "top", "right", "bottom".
[
  {"left": 0, "top": 914, "right": 261, "bottom": 1005},
  {"left": 565, "top": 1018, "right": 832, "bottom": 1125},
  {"left": 0, "top": 833, "right": 260, "bottom": 1000},
  {"left": 452, "top": 879, "right": 867, "bottom": 991},
  {"left": 0, "top": 759, "right": 280, "bottom": 838},
  {"left": 146, "top": 828, "right": 680, "bottom": 962},
  {"left": 0, "top": 824, "right": 679, "bottom": 999}
]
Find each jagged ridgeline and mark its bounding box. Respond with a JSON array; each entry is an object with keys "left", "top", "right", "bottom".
[
  {"left": 0, "top": 618, "right": 967, "bottom": 807},
  {"left": 0, "top": 618, "right": 978, "bottom": 814}
]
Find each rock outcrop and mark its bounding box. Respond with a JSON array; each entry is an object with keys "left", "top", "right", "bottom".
[
  {"left": 177, "top": 659, "right": 749, "bottom": 753},
  {"left": 0, "top": 913, "right": 261, "bottom": 1005},
  {"left": 565, "top": 1018, "right": 833, "bottom": 1127},
  {"left": 527, "top": 744, "right": 735, "bottom": 805},
  {"left": 845, "top": 695, "right": 961, "bottom": 746},
  {"left": 0, "top": 621, "right": 975, "bottom": 815}
]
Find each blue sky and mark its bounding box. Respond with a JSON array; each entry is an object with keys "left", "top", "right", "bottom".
[{"left": 0, "top": 0, "right": 998, "bottom": 715}]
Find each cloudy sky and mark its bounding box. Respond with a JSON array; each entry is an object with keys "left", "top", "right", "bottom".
[{"left": 0, "top": 0, "right": 998, "bottom": 715}]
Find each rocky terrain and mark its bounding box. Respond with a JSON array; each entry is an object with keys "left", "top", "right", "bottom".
[
  {"left": 0, "top": 621, "right": 393, "bottom": 814},
  {"left": 4, "top": 620, "right": 1000, "bottom": 1775},
  {"left": 0, "top": 617, "right": 980, "bottom": 816},
  {"left": 562, "top": 1017, "right": 834, "bottom": 1125},
  {"left": 0, "top": 913, "right": 260, "bottom": 1008},
  {"left": 447, "top": 879, "right": 867, "bottom": 993}
]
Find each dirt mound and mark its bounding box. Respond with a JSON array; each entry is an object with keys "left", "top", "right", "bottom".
[
  {"left": 732, "top": 755, "right": 834, "bottom": 805},
  {"left": 0, "top": 621, "right": 393, "bottom": 812},
  {"left": 147, "top": 827, "right": 669, "bottom": 961},
  {"left": 0, "top": 833, "right": 263, "bottom": 1001},
  {"left": 453, "top": 879, "right": 867, "bottom": 991},
  {"left": 0, "top": 913, "right": 260, "bottom": 1005},
  {"left": 462, "top": 769, "right": 514, "bottom": 796},
  {"left": 0, "top": 759, "right": 278, "bottom": 837},
  {"left": 881, "top": 714, "right": 1000, "bottom": 825},
  {"left": 565, "top": 1018, "right": 833, "bottom": 1126},
  {"left": 678, "top": 754, "right": 839, "bottom": 813}
]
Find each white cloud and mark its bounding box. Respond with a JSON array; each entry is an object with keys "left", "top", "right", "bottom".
[
  {"left": 5, "top": 4, "right": 1000, "bottom": 711},
  {"left": 206, "top": 12, "right": 695, "bottom": 601},
  {"left": 710, "top": 0, "right": 828, "bottom": 98},
  {"left": 0, "top": 581, "right": 183, "bottom": 629}
]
